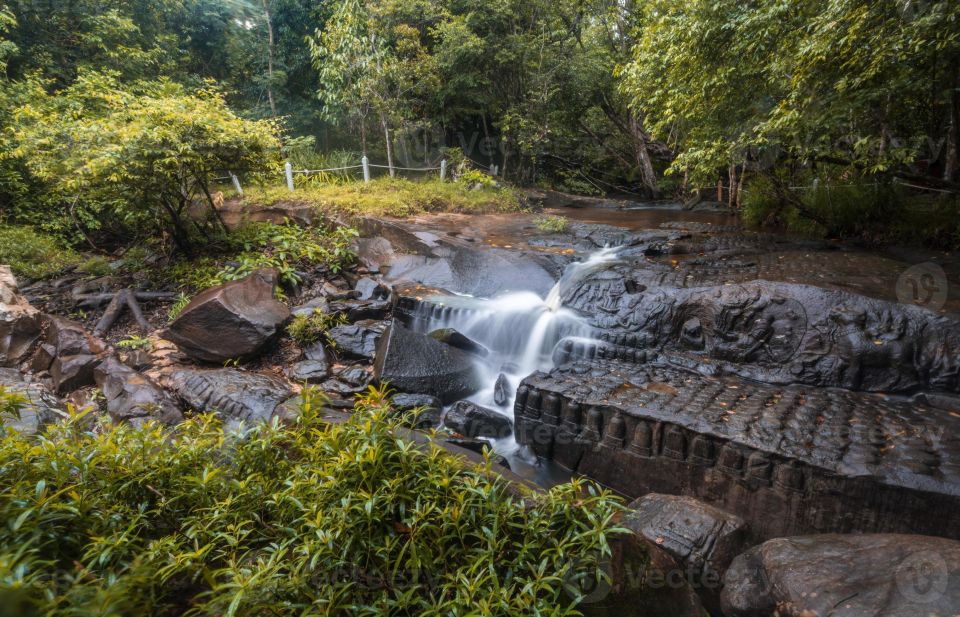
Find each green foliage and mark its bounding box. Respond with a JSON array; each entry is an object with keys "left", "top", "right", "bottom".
[
  {"left": 9, "top": 72, "right": 280, "bottom": 249},
  {"left": 77, "top": 256, "right": 112, "bottom": 278},
  {"left": 245, "top": 178, "right": 523, "bottom": 219},
  {"left": 0, "top": 386, "right": 25, "bottom": 422},
  {"left": 167, "top": 293, "right": 191, "bottom": 322},
  {"left": 622, "top": 0, "right": 960, "bottom": 185},
  {"left": 287, "top": 309, "right": 347, "bottom": 348},
  {"left": 0, "top": 224, "right": 81, "bottom": 280},
  {"left": 534, "top": 215, "right": 570, "bottom": 234},
  {"left": 0, "top": 397, "right": 627, "bottom": 615},
  {"left": 456, "top": 169, "right": 497, "bottom": 190},
  {"left": 116, "top": 335, "right": 153, "bottom": 352}
]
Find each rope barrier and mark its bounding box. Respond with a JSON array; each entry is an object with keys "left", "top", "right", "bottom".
[
  {"left": 292, "top": 165, "right": 364, "bottom": 174},
  {"left": 367, "top": 164, "right": 441, "bottom": 171}
]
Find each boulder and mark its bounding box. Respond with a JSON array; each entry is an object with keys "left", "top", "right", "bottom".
[
  {"left": 44, "top": 316, "right": 105, "bottom": 393},
  {"left": 722, "top": 534, "right": 960, "bottom": 617},
  {"left": 162, "top": 269, "right": 290, "bottom": 363},
  {"left": 329, "top": 320, "right": 387, "bottom": 360},
  {"left": 354, "top": 277, "right": 390, "bottom": 301},
  {"left": 0, "top": 368, "right": 64, "bottom": 434},
  {"left": 94, "top": 357, "right": 183, "bottom": 425},
  {"left": 428, "top": 328, "right": 489, "bottom": 357},
  {"left": 338, "top": 366, "right": 371, "bottom": 387},
  {"left": 285, "top": 359, "right": 330, "bottom": 384},
  {"left": 493, "top": 373, "right": 511, "bottom": 406},
  {"left": 169, "top": 367, "right": 294, "bottom": 424},
  {"left": 303, "top": 342, "right": 329, "bottom": 362},
  {"left": 0, "top": 266, "right": 43, "bottom": 367},
  {"left": 373, "top": 323, "right": 483, "bottom": 403},
  {"left": 444, "top": 400, "right": 512, "bottom": 439},
  {"left": 355, "top": 236, "right": 395, "bottom": 272},
  {"left": 623, "top": 494, "right": 748, "bottom": 614}
]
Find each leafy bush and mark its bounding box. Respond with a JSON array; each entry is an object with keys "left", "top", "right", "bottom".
[
  {"left": 0, "top": 386, "right": 26, "bottom": 421},
  {"left": 116, "top": 335, "right": 152, "bottom": 351},
  {"left": 534, "top": 214, "right": 570, "bottom": 234},
  {"left": 77, "top": 256, "right": 112, "bottom": 277},
  {"left": 287, "top": 309, "right": 347, "bottom": 347},
  {"left": 456, "top": 169, "right": 497, "bottom": 189},
  {"left": 0, "top": 395, "right": 627, "bottom": 615},
  {"left": 0, "top": 224, "right": 82, "bottom": 280}
]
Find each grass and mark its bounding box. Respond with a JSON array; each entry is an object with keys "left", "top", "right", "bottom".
[
  {"left": 239, "top": 177, "right": 524, "bottom": 219},
  {"left": 0, "top": 389, "right": 629, "bottom": 616},
  {"left": 0, "top": 224, "right": 83, "bottom": 280},
  {"left": 534, "top": 214, "right": 570, "bottom": 233},
  {"left": 287, "top": 309, "right": 347, "bottom": 347}
]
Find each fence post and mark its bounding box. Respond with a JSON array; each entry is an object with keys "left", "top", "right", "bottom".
[
  {"left": 440, "top": 159, "right": 447, "bottom": 182},
  {"left": 284, "top": 162, "right": 295, "bottom": 192},
  {"left": 362, "top": 155, "right": 370, "bottom": 184},
  {"left": 490, "top": 164, "right": 498, "bottom": 177},
  {"left": 230, "top": 173, "right": 244, "bottom": 197}
]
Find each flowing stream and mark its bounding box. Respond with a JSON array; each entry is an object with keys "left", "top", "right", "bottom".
[{"left": 415, "top": 247, "right": 621, "bottom": 482}]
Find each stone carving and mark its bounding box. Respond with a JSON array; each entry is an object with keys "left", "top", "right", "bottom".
[
  {"left": 169, "top": 367, "right": 294, "bottom": 424},
  {"left": 514, "top": 359, "right": 960, "bottom": 541}
]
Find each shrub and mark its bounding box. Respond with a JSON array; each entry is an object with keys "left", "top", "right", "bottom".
[
  {"left": 0, "top": 224, "right": 82, "bottom": 280},
  {"left": 77, "top": 255, "right": 112, "bottom": 277},
  {"left": 0, "top": 395, "right": 628, "bottom": 615},
  {"left": 287, "top": 309, "right": 346, "bottom": 347},
  {"left": 456, "top": 169, "right": 497, "bottom": 189},
  {"left": 534, "top": 214, "right": 570, "bottom": 234}
]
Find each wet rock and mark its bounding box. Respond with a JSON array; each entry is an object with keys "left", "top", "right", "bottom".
[
  {"left": 0, "top": 266, "right": 43, "bottom": 367},
  {"left": 94, "top": 357, "right": 183, "bottom": 425},
  {"left": 328, "top": 298, "right": 392, "bottom": 322},
  {"left": 623, "top": 494, "right": 748, "bottom": 613},
  {"left": 303, "top": 342, "right": 328, "bottom": 362},
  {"left": 354, "top": 277, "right": 390, "bottom": 301},
  {"left": 373, "top": 323, "right": 483, "bottom": 403},
  {"left": 444, "top": 400, "right": 512, "bottom": 439},
  {"left": 30, "top": 343, "right": 55, "bottom": 373},
  {"left": 285, "top": 359, "right": 330, "bottom": 384},
  {"left": 722, "top": 534, "right": 960, "bottom": 617},
  {"left": 291, "top": 297, "right": 327, "bottom": 317},
  {"left": 516, "top": 359, "right": 960, "bottom": 541},
  {"left": 0, "top": 368, "right": 64, "bottom": 434},
  {"left": 328, "top": 320, "right": 385, "bottom": 360},
  {"left": 390, "top": 393, "right": 442, "bottom": 428},
  {"left": 319, "top": 379, "right": 365, "bottom": 396},
  {"left": 444, "top": 437, "right": 510, "bottom": 468},
  {"left": 493, "top": 373, "right": 510, "bottom": 406},
  {"left": 169, "top": 367, "right": 294, "bottom": 424},
  {"left": 355, "top": 236, "right": 395, "bottom": 272},
  {"left": 338, "top": 366, "right": 371, "bottom": 387},
  {"left": 162, "top": 269, "right": 290, "bottom": 363},
  {"left": 428, "top": 328, "right": 489, "bottom": 357},
  {"left": 121, "top": 349, "right": 152, "bottom": 371},
  {"left": 45, "top": 315, "right": 106, "bottom": 393}
]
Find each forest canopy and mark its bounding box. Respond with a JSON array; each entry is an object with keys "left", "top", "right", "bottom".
[{"left": 0, "top": 0, "right": 958, "bottom": 246}]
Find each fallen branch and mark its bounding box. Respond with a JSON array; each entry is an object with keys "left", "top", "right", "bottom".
[
  {"left": 75, "top": 291, "right": 177, "bottom": 310},
  {"left": 92, "top": 290, "right": 157, "bottom": 336}
]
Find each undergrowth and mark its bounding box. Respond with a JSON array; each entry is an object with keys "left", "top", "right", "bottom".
[
  {"left": 0, "top": 224, "right": 82, "bottom": 280},
  {"left": 287, "top": 309, "right": 347, "bottom": 347},
  {"left": 239, "top": 177, "right": 523, "bottom": 219},
  {"left": 0, "top": 392, "right": 627, "bottom": 616}
]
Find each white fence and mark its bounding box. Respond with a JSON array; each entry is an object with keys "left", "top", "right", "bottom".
[{"left": 283, "top": 156, "right": 447, "bottom": 191}]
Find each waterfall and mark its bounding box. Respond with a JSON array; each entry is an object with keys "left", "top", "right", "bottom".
[{"left": 415, "top": 247, "right": 620, "bottom": 465}]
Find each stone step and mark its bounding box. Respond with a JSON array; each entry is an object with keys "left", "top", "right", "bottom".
[{"left": 515, "top": 359, "right": 960, "bottom": 541}]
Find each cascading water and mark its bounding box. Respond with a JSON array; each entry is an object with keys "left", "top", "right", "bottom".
[{"left": 414, "top": 247, "right": 620, "bottom": 477}]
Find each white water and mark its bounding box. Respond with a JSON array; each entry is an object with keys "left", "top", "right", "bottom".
[{"left": 417, "top": 247, "right": 620, "bottom": 469}]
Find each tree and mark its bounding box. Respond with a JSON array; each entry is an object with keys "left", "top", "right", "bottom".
[{"left": 10, "top": 72, "right": 280, "bottom": 252}]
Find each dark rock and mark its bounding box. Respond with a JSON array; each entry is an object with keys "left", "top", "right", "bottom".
[
  {"left": 0, "top": 368, "right": 63, "bottom": 434},
  {"left": 443, "top": 437, "right": 510, "bottom": 468},
  {"left": 623, "top": 493, "right": 748, "bottom": 613},
  {"left": 0, "top": 266, "right": 43, "bottom": 367},
  {"left": 493, "top": 373, "right": 511, "bottom": 406},
  {"left": 285, "top": 359, "right": 330, "bottom": 384},
  {"left": 328, "top": 320, "right": 385, "bottom": 360},
  {"left": 354, "top": 277, "right": 390, "bottom": 301},
  {"left": 428, "top": 328, "right": 490, "bottom": 357},
  {"left": 373, "top": 323, "right": 483, "bottom": 403},
  {"left": 30, "top": 343, "right": 55, "bottom": 373},
  {"left": 94, "top": 357, "right": 183, "bottom": 425},
  {"left": 169, "top": 367, "right": 294, "bottom": 424},
  {"left": 319, "top": 379, "right": 365, "bottom": 396},
  {"left": 120, "top": 349, "right": 152, "bottom": 371},
  {"left": 51, "top": 354, "right": 100, "bottom": 394},
  {"left": 162, "top": 269, "right": 290, "bottom": 363},
  {"left": 444, "top": 400, "right": 512, "bottom": 439},
  {"left": 338, "top": 366, "right": 371, "bottom": 387},
  {"left": 291, "top": 297, "right": 327, "bottom": 317},
  {"left": 391, "top": 393, "right": 442, "bottom": 428},
  {"left": 328, "top": 299, "right": 392, "bottom": 322},
  {"left": 303, "top": 342, "right": 328, "bottom": 361},
  {"left": 515, "top": 359, "right": 960, "bottom": 541},
  {"left": 722, "top": 534, "right": 960, "bottom": 617}
]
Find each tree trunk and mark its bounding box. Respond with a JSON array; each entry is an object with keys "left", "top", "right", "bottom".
[
  {"left": 262, "top": 0, "right": 277, "bottom": 118},
  {"left": 628, "top": 113, "right": 660, "bottom": 198},
  {"left": 728, "top": 163, "right": 737, "bottom": 208},
  {"left": 945, "top": 71, "right": 960, "bottom": 183},
  {"left": 736, "top": 163, "right": 746, "bottom": 209},
  {"left": 381, "top": 113, "right": 395, "bottom": 177}
]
